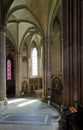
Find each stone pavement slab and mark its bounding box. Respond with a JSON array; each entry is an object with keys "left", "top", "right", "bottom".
[{"left": 0, "top": 98, "right": 64, "bottom": 130}]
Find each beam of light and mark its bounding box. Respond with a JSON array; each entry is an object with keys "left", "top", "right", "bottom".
[
  {"left": 8, "top": 98, "right": 27, "bottom": 104},
  {"left": 18, "top": 99, "right": 38, "bottom": 107}
]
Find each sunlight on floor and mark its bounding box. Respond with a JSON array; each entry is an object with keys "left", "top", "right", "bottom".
[
  {"left": 18, "top": 99, "right": 39, "bottom": 107},
  {"left": 8, "top": 98, "right": 27, "bottom": 104}
]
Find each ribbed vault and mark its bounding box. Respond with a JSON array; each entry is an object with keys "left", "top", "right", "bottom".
[{"left": 6, "top": 0, "right": 62, "bottom": 53}]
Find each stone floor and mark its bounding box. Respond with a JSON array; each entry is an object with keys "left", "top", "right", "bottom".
[{"left": 0, "top": 98, "right": 69, "bottom": 130}]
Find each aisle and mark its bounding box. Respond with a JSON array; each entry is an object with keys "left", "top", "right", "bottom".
[{"left": 0, "top": 98, "right": 62, "bottom": 130}]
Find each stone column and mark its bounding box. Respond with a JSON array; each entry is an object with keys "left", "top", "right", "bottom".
[
  {"left": 63, "top": 0, "right": 82, "bottom": 106},
  {"left": 0, "top": 25, "right": 7, "bottom": 109},
  {"left": 81, "top": 0, "right": 83, "bottom": 104},
  {"left": 42, "top": 37, "right": 51, "bottom": 99},
  {"left": 15, "top": 54, "right": 22, "bottom": 96}
]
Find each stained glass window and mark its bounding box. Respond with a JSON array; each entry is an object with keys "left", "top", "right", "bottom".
[
  {"left": 7, "top": 59, "right": 11, "bottom": 80},
  {"left": 32, "top": 47, "right": 38, "bottom": 76}
]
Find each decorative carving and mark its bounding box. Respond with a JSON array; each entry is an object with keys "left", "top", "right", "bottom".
[
  {"left": 29, "top": 78, "right": 42, "bottom": 93},
  {"left": 52, "top": 77, "right": 63, "bottom": 91},
  {"left": 51, "top": 76, "right": 63, "bottom": 105}
]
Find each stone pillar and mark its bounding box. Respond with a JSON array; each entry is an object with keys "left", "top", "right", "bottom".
[
  {"left": 81, "top": 0, "right": 83, "bottom": 104},
  {"left": 15, "top": 54, "right": 22, "bottom": 96},
  {"left": 63, "top": 0, "right": 82, "bottom": 106},
  {"left": 63, "top": 0, "right": 71, "bottom": 106},
  {"left": 42, "top": 37, "right": 51, "bottom": 99},
  {"left": 0, "top": 25, "right": 7, "bottom": 109}
]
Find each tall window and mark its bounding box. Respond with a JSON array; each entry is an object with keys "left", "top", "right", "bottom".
[
  {"left": 32, "top": 47, "right": 38, "bottom": 76},
  {"left": 7, "top": 59, "right": 12, "bottom": 80}
]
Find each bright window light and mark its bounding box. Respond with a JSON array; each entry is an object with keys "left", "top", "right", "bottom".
[{"left": 32, "top": 47, "right": 38, "bottom": 76}]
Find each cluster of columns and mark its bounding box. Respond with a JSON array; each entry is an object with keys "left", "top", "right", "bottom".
[
  {"left": 63, "top": 0, "right": 83, "bottom": 106},
  {"left": 0, "top": 0, "right": 14, "bottom": 109},
  {"left": 15, "top": 54, "right": 22, "bottom": 96},
  {"left": 0, "top": 25, "right": 7, "bottom": 108},
  {"left": 0, "top": 25, "right": 22, "bottom": 103},
  {"left": 42, "top": 36, "right": 51, "bottom": 99}
]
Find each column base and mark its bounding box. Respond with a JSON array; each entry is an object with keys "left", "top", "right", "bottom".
[
  {"left": 0, "top": 98, "right": 8, "bottom": 112},
  {"left": 41, "top": 95, "right": 47, "bottom": 102}
]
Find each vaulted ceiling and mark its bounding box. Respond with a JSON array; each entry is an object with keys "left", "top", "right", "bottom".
[{"left": 5, "top": 0, "right": 62, "bottom": 53}]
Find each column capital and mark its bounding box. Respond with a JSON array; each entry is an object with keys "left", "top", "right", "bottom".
[
  {"left": 43, "top": 36, "right": 51, "bottom": 42},
  {"left": 43, "top": 37, "right": 51, "bottom": 47},
  {"left": 16, "top": 54, "right": 22, "bottom": 58}
]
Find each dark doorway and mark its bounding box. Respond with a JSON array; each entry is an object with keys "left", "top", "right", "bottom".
[{"left": 6, "top": 80, "right": 15, "bottom": 98}]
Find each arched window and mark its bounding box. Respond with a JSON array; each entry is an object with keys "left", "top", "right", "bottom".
[
  {"left": 7, "top": 59, "right": 12, "bottom": 80},
  {"left": 31, "top": 47, "right": 38, "bottom": 76}
]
